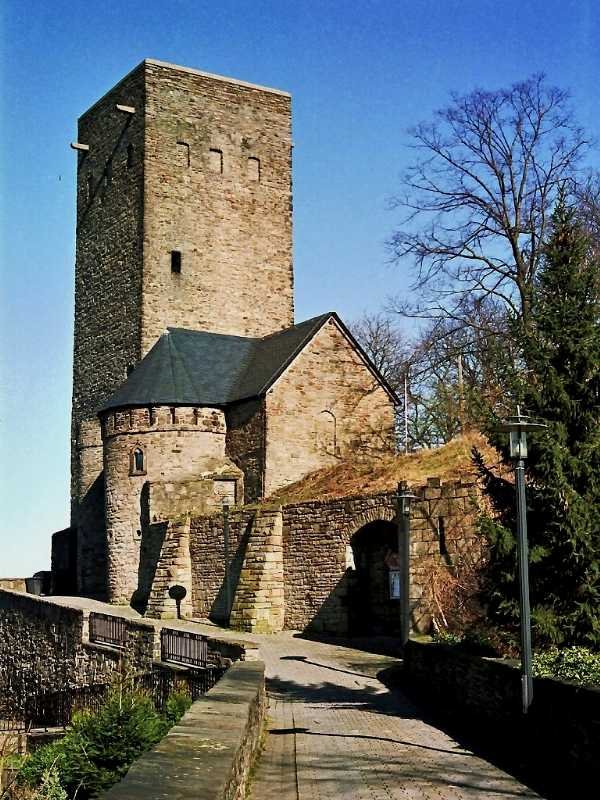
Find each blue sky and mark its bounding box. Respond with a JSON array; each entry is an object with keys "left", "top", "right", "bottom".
[{"left": 1, "top": 0, "right": 599, "bottom": 577}]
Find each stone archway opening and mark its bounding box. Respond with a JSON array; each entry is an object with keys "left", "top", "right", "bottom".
[{"left": 347, "top": 520, "right": 400, "bottom": 636}]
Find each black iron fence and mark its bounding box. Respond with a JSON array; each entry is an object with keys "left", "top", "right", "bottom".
[
  {"left": 0, "top": 664, "right": 226, "bottom": 732},
  {"left": 0, "top": 683, "right": 109, "bottom": 731},
  {"left": 89, "top": 612, "right": 128, "bottom": 649},
  {"left": 160, "top": 627, "right": 208, "bottom": 668},
  {"left": 140, "top": 664, "right": 225, "bottom": 708}
]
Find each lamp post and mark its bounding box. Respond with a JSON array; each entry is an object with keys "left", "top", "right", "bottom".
[
  {"left": 397, "top": 481, "right": 416, "bottom": 650},
  {"left": 496, "top": 409, "right": 547, "bottom": 714}
]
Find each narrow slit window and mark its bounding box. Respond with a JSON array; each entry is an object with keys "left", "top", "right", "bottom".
[
  {"left": 170, "top": 407, "right": 176, "bottom": 424},
  {"left": 248, "top": 156, "right": 260, "bottom": 181},
  {"left": 87, "top": 173, "right": 94, "bottom": 201},
  {"left": 438, "top": 517, "right": 449, "bottom": 558},
  {"left": 176, "top": 140, "right": 190, "bottom": 168},
  {"left": 126, "top": 364, "right": 134, "bottom": 377},
  {"left": 105, "top": 161, "right": 112, "bottom": 186},
  {"left": 209, "top": 148, "right": 223, "bottom": 174},
  {"left": 127, "top": 143, "right": 134, "bottom": 169},
  {"left": 171, "top": 251, "right": 182, "bottom": 274},
  {"left": 131, "top": 447, "right": 145, "bottom": 475}
]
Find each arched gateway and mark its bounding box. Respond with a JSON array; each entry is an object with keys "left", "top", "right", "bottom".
[{"left": 346, "top": 516, "right": 402, "bottom": 636}]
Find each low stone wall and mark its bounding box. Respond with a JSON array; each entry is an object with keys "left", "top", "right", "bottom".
[
  {"left": 103, "top": 660, "right": 266, "bottom": 800},
  {"left": 403, "top": 640, "right": 600, "bottom": 791},
  {"left": 0, "top": 590, "right": 250, "bottom": 722},
  {"left": 0, "top": 590, "right": 157, "bottom": 717},
  {"left": 0, "top": 579, "right": 26, "bottom": 592}
]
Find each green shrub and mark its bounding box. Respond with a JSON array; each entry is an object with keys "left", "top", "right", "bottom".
[
  {"left": 163, "top": 689, "right": 192, "bottom": 727},
  {"left": 18, "top": 689, "right": 171, "bottom": 799},
  {"left": 532, "top": 646, "right": 600, "bottom": 686},
  {"left": 432, "top": 625, "right": 518, "bottom": 657},
  {"left": 35, "top": 765, "right": 69, "bottom": 800}
]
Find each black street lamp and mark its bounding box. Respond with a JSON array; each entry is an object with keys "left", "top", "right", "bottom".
[
  {"left": 397, "top": 481, "right": 416, "bottom": 650},
  {"left": 496, "top": 408, "right": 547, "bottom": 714}
]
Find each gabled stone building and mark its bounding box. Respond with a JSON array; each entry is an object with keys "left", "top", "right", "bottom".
[{"left": 64, "top": 59, "right": 397, "bottom": 607}]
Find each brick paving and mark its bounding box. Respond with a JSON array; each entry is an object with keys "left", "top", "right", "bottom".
[{"left": 249, "top": 633, "right": 541, "bottom": 800}]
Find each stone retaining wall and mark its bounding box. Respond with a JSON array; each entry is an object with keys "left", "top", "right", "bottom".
[
  {"left": 0, "top": 591, "right": 156, "bottom": 717},
  {"left": 103, "top": 660, "right": 266, "bottom": 800},
  {"left": 403, "top": 640, "right": 600, "bottom": 792},
  {"left": 188, "top": 478, "right": 482, "bottom": 635},
  {"left": 0, "top": 590, "right": 250, "bottom": 723}
]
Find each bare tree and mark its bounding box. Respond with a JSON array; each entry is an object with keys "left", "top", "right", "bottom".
[
  {"left": 350, "top": 313, "right": 410, "bottom": 392},
  {"left": 389, "top": 74, "right": 590, "bottom": 333},
  {"left": 353, "top": 302, "right": 515, "bottom": 449}
]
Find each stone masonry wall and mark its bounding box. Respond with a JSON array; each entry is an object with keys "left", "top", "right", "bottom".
[
  {"left": 102, "top": 405, "right": 240, "bottom": 606},
  {"left": 282, "top": 479, "right": 482, "bottom": 634},
  {"left": 72, "top": 63, "right": 145, "bottom": 522},
  {"left": 403, "top": 641, "right": 600, "bottom": 793},
  {"left": 264, "top": 317, "right": 396, "bottom": 496},
  {"left": 190, "top": 510, "right": 256, "bottom": 623},
  {"left": 0, "top": 591, "right": 157, "bottom": 719},
  {"left": 145, "top": 516, "right": 194, "bottom": 619},
  {"left": 229, "top": 509, "right": 284, "bottom": 633},
  {"left": 188, "top": 479, "right": 482, "bottom": 634},
  {"left": 225, "top": 398, "right": 266, "bottom": 503},
  {"left": 141, "top": 60, "right": 294, "bottom": 352},
  {"left": 75, "top": 419, "right": 107, "bottom": 596},
  {"left": 103, "top": 661, "right": 267, "bottom": 800}
]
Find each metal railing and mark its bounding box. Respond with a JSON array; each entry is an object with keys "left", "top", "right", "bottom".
[
  {"left": 0, "top": 683, "right": 109, "bottom": 731},
  {"left": 0, "top": 665, "right": 226, "bottom": 732},
  {"left": 89, "top": 612, "right": 128, "bottom": 649},
  {"left": 141, "top": 664, "right": 225, "bottom": 707},
  {"left": 160, "top": 628, "right": 208, "bottom": 668}
]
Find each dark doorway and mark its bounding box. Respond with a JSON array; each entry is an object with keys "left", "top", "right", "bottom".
[{"left": 348, "top": 520, "right": 400, "bottom": 635}]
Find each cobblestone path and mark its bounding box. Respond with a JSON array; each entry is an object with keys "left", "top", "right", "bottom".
[{"left": 250, "top": 633, "right": 541, "bottom": 800}]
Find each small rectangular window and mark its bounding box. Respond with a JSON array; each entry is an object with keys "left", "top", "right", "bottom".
[
  {"left": 171, "top": 251, "right": 182, "bottom": 274},
  {"left": 176, "top": 141, "right": 190, "bottom": 168},
  {"left": 209, "top": 148, "right": 223, "bottom": 174},
  {"left": 248, "top": 156, "right": 260, "bottom": 181}
]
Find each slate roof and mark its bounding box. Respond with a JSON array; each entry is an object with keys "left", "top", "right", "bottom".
[{"left": 100, "top": 312, "right": 398, "bottom": 414}]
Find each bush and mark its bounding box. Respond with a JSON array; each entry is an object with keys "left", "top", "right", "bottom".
[
  {"left": 532, "top": 646, "right": 600, "bottom": 686},
  {"left": 163, "top": 690, "right": 192, "bottom": 727},
  {"left": 432, "top": 624, "right": 519, "bottom": 658},
  {"left": 18, "top": 684, "right": 192, "bottom": 799}
]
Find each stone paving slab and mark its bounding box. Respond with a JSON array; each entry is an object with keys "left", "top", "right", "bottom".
[{"left": 249, "top": 634, "right": 542, "bottom": 800}]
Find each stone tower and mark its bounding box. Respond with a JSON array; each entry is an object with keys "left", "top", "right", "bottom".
[{"left": 71, "top": 60, "right": 293, "bottom": 596}]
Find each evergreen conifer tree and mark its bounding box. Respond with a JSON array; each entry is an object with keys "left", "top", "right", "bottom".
[{"left": 477, "top": 198, "right": 600, "bottom": 647}]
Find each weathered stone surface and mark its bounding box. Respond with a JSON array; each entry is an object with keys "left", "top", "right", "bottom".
[
  {"left": 103, "top": 660, "right": 266, "bottom": 800},
  {"left": 189, "top": 480, "right": 483, "bottom": 635},
  {"left": 230, "top": 510, "right": 284, "bottom": 633},
  {"left": 403, "top": 640, "right": 600, "bottom": 794},
  {"left": 264, "top": 317, "right": 395, "bottom": 496},
  {"left": 145, "top": 516, "right": 193, "bottom": 619}
]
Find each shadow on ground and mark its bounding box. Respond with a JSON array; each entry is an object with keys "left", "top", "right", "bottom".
[{"left": 262, "top": 646, "right": 563, "bottom": 800}]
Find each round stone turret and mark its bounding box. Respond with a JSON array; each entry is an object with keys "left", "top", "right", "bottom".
[{"left": 101, "top": 404, "right": 242, "bottom": 606}]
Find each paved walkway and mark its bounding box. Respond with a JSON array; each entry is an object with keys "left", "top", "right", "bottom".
[
  {"left": 249, "top": 633, "right": 541, "bottom": 800},
  {"left": 45, "top": 598, "right": 541, "bottom": 798}
]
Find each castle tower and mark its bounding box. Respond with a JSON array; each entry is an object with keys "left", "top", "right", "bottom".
[{"left": 71, "top": 60, "right": 293, "bottom": 595}]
